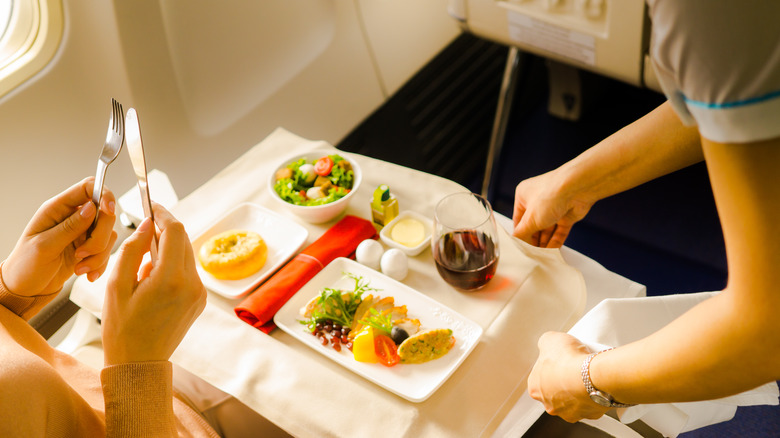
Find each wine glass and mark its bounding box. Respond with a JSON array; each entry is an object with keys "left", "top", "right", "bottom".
[{"left": 431, "top": 192, "right": 500, "bottom": 290}]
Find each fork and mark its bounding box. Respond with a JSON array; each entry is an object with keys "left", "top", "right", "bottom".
[{"left": 89, "top": 98, "right": 124, "bottom": 235}]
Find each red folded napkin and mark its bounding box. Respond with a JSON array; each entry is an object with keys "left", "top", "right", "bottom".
[{"left": 234, "top": 215, "right": 377, "bottom": 333}]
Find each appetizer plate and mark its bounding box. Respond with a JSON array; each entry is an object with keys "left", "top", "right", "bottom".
[
  {"left": 191, "top": 202, "right": 308, "bottom": 299},
  {"left": 274, "top": 257, "right": 483, "bottom": 402}
]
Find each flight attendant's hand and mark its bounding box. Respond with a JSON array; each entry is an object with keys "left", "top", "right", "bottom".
[
  {"left": 527, "top": 332, "right": 610, "bottom": 422},
  {"left": 512, "top": 171, "right": 592, "bottom": 248}
]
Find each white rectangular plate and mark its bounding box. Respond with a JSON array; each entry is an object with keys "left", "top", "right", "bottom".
[
  {"left": 192, "top": 202, "right": 308, "bottom": 299},
  {"left": 274, "top": 257, "right": 483, "bottom": 402}
]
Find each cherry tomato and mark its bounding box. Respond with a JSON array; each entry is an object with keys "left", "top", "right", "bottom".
[
  {"left": 374, "top": 334, "right": 400, "bottom": 367},
  {"left": 314, "top": 156, "right": 334, "bottom": 176}
]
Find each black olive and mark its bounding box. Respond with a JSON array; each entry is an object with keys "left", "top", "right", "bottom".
[{"left": 391, "top": 326, "right": 409, "bottom": 345}]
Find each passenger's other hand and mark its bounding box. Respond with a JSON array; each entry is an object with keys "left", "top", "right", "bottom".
[
  {"left": 2, "top": 177, "right": 117, "bottom": 296},
  {"left": 102, "top": 203, "right": 206, "bottom": 365},
  {"left": 512, "top": 171, "right": 591, "bottom": 248},
  {"left": 527, "top": 332, "right": 609, "bottom": 423}
]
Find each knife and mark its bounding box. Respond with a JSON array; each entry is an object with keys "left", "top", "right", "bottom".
[{"left": 125, "top": 108, "right": 158, "bottom": 263}]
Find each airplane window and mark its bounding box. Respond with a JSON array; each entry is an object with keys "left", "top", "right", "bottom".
[
  {"left": 0, "top": 0, "right": 62, "bottom": 97},
  {"left": 0, "top": 1, "right": 11, "bottom": 41}
]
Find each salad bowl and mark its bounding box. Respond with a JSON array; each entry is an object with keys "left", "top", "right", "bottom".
[{"left": 268, "top": 150, "right": 362, "bottom": 224}]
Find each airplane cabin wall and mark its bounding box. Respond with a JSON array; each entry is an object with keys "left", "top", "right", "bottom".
[
  {"left": 0, "top": 0, "right": 131, "bottom": 259},
  {"left": 0, "top": 0, "right": 459, "bottom": 257}
]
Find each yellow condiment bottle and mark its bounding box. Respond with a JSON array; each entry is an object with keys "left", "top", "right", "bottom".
[{"left": 371, "top": 184, "right": 399, "bottom": 227}]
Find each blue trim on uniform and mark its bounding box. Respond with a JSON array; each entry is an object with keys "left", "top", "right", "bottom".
[{"left": 683, "top": 88, "right": 780, "bottom": 109}]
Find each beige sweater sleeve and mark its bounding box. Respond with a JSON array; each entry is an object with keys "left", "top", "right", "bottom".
[
  {"left": 101, "top": 361, "right": 179, "bottom": 437},
  {"left": 0, "top": 262, "right": 59, "bottom": 320}
]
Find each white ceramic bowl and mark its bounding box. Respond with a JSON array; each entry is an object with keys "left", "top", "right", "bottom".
[
  {"left": 268, "top": 151, "right": 362, "bottom": 224},
  {"left": 379, "top": 210, "right": 433, "bottom": 256}
]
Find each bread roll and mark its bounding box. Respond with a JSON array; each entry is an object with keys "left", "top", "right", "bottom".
[{"left": 198, "top": 230, "right": 267, "bottom": 280}]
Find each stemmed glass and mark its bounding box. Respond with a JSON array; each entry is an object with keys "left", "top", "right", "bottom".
[{"left": 431, "top": 192, "right": 500, "bottom": 291}]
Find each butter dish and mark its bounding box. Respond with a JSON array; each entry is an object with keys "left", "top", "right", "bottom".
[{"left": 379, "top": 210, "right": 432, "bottom": 256}]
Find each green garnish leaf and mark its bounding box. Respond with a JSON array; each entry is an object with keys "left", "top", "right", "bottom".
[
  {"left": 298, "top": 273, "right": 380, "bottom": 331},
  {"left": 358, "top": 308, "right": 393, "bottom": 336}
]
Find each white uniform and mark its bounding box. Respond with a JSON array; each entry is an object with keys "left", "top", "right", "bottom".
[{"left": 647, "top": 0, "right": 780, "bottom": 143}]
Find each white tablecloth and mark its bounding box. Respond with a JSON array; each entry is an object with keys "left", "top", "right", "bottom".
[{"left": 71, "top": 128, "right": 645, "bottom": 437}]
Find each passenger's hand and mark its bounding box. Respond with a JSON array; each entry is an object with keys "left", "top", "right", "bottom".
[
  {"left": 102, "top": 204, "right": 206, "bottom": 365},
  {"left": 512, "top": 171, "right": 592, "bottom": 248},
  {"left": 527, "top": 332, "right": 609, "bottom": 423},
  {"left": 2, "top": 177, "right": 117, "bottom": 297}
]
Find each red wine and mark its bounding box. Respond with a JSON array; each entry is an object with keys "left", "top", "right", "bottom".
[{"left": 433, "top": 230, "right": 498, "bottom": 290}]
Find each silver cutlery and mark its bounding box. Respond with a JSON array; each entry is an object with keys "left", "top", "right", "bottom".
[
  {"left": 89, "top": 98, "right": 124, "bottom": 235},
  {"left": 125, "top": 108, "right": 158, "bottom": 263}
]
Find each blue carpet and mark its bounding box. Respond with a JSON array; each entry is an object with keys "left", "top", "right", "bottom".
[{"left": 679, "top": 403, "right": 780, "bottom": 438}]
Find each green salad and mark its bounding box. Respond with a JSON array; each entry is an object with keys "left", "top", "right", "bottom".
[{"left": 273, "top": 154, "right": 355, "bottom": 206}]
